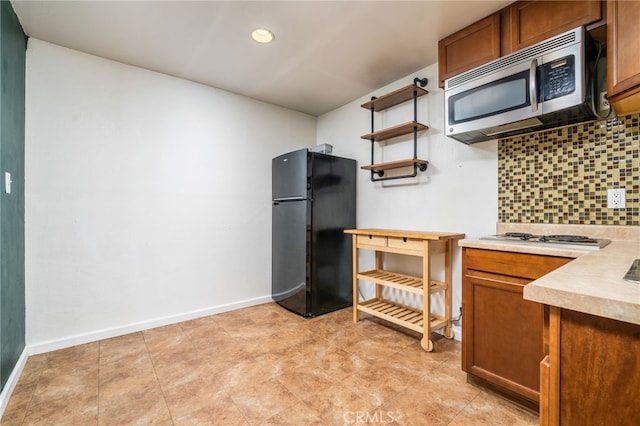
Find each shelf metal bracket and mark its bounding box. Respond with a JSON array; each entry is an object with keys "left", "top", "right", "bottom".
[
  {"left": 414, "top": 77, "right": 429, "bottom": 88},
  {"left": 369, "top": 162, "right": 428, "bottom": 182}
]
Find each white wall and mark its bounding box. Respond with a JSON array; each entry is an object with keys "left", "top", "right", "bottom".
[
  {"left": 318, "top": 63, "right": 498, "bottom": 336},
  {"left": 25, "top": 39, "right": 316, "bottom": 350},
  {"left": 25, "top": 40, "right": 496, "bottom": 349}
]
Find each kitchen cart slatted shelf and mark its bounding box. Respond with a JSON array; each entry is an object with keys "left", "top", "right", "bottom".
[
  {"left": 345, "top": 228, "right": 464, "bottom": 352},
  {"left": 358, "top": 299, "right": 424, "bottom": 333},
  {"left": 361, "top": 78, "right": 430, "bottom": 182},
  {"left": 357, "top": 300, "right": 449, "bottom": 337},
  {"left": 356, "top": 270, "right": 446, "bottom": 295}
]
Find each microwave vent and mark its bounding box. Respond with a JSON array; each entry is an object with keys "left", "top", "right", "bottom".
[
  {"left": 481, "top": 117, "right": 544, "bottom": 137},
  {"left": 446, "top": 30, "right": 579, "bottom": 90}
]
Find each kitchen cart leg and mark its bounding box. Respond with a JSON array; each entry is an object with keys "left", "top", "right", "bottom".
[
  {"left": 443, "top": 324, "right": 455, "bottom": 339},
  {"left": 421, "top": 337, "right": 434, "bottom": 352},
  {"left": 375, "top": 251, "right": 383, "bottom": 299},
  {"left": 421, "top": 241, "right": 434, "bottom": 352},
  {"left": 443, "top": 240, "right": 454, "bottom": 339},
  {"left": 352, "top": 235, "right": 359, "bottom": 323}
]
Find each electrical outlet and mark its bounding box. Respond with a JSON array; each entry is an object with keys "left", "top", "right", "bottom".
[
  {"left": 599, "top": 91, "right": 609, "bottom": 113},
  {"left": 607, "top": 188, "right": 626, "bottom": 209}
]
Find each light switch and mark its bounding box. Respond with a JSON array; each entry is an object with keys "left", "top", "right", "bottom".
[{"left": 4, "top": 172, "right": 11, "bottom": 194}]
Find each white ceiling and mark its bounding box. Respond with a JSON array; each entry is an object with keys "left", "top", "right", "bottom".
[{"left": 11, "top": 0, "right": 511, "bottom": 116}]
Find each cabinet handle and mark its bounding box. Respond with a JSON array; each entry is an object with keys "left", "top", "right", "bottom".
[
  {"left": 403, "top": 237, "right": 407, "bottom": 242},
  {"left": 530, "top": 58, "right": 538, "bottom": 112}
]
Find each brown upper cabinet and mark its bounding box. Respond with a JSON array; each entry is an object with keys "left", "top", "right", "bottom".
[
  {"left": 607, "top": 0, "right": 640, "bottom": 115},
  {"left": 438, "top": 14, "right": 502, "bottom": 88},
  {"left": 510, "top": 1, "right": 602, "bottom": 51},
  {"left": 438, "top": 0, "right": 603, "bottom": 88}
]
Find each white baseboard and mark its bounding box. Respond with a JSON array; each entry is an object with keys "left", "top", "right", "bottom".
[
  {"left": 0, "top": 348, "right": 29, "bottom": 419},
  {"left": 28, "top": 295, "right": 273, "bottom": 355}
]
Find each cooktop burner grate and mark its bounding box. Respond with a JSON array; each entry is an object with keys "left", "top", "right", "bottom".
[
  {"left": 539, "top": 235, "right": 599, "bottom": 243},
  {"left": 504, "top": 232, "right": 534, "bottom": 240},
  {"left": 483, "top": 232, "right": 611, "bottom": 249}
]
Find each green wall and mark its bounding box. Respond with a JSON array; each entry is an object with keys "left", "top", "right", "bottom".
[{"left": 0, "top": 0, "right": 26, "bottom": 391}]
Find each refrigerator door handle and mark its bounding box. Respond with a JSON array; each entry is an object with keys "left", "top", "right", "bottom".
[{"left": 273, "top": 196, "right": 307, "bottom": 202}]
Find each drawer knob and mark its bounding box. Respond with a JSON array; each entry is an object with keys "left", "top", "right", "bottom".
[{"left": 403, "top": 237, "right": 407, "bottom": 242}]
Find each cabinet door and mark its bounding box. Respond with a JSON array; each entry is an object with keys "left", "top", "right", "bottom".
[
  {"left": 462, "top": 248, "right": 571, "bottom": 408},
  {"left": 607, "top": 0, "right": 640, "bottom": 114},
  {"left": 558, "top": 309, "right": 640, "bottom": 424},
  {"left": 462, "top": 271, "right": 544, "bottom": 405},
  {"left": 438, "top": 13, "right": 501, "bottom": 88},
  {"left": 539, "top": 355, "right": 552, "bottom": 426},
  {"left": 510, "top": 0, "right": 602, "bottom": 51}
]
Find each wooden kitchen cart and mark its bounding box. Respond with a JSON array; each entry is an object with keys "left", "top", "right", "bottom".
[{"left": 344, "top": 229, "right": 464, "bottom": 351}]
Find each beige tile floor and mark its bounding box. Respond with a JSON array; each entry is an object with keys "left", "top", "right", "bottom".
[{"left": 0, "top": 303, "right": 538, "bottom": 425}]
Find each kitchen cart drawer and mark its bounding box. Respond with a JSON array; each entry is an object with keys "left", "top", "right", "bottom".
[
  {"left": 388, "top": 237, "right": 423, "bottom": 251},
  {"left": 356, "top": 235, "right": 387, "bottom": 247}
]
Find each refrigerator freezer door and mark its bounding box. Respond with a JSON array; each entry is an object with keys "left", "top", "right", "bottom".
[
  {"left": 272, "top": 200, "right": 309, "bottom": 315},
  {"left": 272, "top": 148, "right": 308, "bottom": 200},
  {"left": 308, "top": 153, "right": 355, "bottom": 315}
]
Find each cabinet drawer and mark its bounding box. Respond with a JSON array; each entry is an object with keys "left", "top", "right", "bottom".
[
  {"left": 464, "top": 248, "right": 571, "bottom": 280},
  {"left": 357, "top": 235, "right": 387, "bottom": 247},
  {"left": 388, "top": 237, "right": 423, "bottom": 251}
]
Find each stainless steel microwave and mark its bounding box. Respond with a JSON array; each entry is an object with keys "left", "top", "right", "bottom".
[{"left": 445, "top": 26, "right": 598, "bottom": 144}]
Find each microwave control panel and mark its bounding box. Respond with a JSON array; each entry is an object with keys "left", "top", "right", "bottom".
[{"left": 539, "top": 55, "right": 576, "bottom": 101}]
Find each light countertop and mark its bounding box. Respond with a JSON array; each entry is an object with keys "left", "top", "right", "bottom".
[{"left": 459, "top": 224, "right": 640, "bottom": 325}]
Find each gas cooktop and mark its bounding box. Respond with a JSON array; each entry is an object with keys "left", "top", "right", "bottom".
[{"left": 481, "top": 232, "right": 611, "bottom": 250}]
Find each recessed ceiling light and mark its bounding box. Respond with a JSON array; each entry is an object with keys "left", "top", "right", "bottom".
[{"left": 251, "top": 28, "right": 274, "bottom": 44}]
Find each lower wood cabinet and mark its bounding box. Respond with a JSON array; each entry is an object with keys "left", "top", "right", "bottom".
[
  {"left": 462, "top": 248, "right": 570, "bottom": 409},
  {"left": 541, "top": 307, "right": 640, "bottom": 425}
]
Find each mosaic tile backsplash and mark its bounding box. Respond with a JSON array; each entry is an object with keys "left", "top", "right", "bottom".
[{"left": 498, "top": 113, "right": 640, "bottom": 225}]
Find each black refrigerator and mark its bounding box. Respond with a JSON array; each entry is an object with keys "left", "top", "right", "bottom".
[{"left": 272, "top": 148, "right": 356, "bottom": 317}]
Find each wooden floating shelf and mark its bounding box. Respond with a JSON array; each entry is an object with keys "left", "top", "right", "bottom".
[
  {"left": 361, "top": 84, "right": 429, "bottom": 112},
  {"left": 359, "top": 78, "right": 430, "bottom": 182},
  {"left": 357, "top": 298, "right": 447, "bottom": 335},
  {"left": 357, "top": 270, "right": 446, "bottom": 295},
  {"left": 360, "top": 121, "right": 428, "bottom": 142},
  {"left": 360, "top": 159, "right": 429, "bottom": 172}
]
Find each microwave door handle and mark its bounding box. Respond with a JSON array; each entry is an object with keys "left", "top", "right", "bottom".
[{"left": 530, "top": 58, "right": 538, "bottom": 112}]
